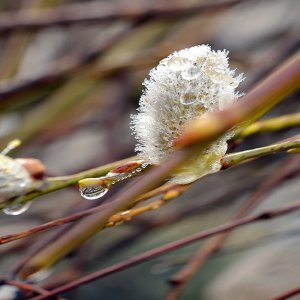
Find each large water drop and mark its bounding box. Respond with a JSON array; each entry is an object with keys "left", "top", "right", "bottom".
[
  {"left": 80, "top": 185, "right": 109, "bottom": 200},
  {"left": 3, "top": 201, "right": 31, "bottom": 215},
  {"left": 167, "top": 56, "right": 190, "bottom": 72},
  {"left": 181, "top": 66, "right": 201, "bottom": 80},
  {"left": 180, "top": 89, "right": 197, "bottom": 105}
]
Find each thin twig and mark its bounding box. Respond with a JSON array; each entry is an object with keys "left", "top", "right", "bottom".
[
  {"left": 1, "top": 279, "right": 65, "bottom": 300},
  {"left": 2, "top": 131, "right": 299, "bottom": 210},
  {"left": 17, "top": 52, "right": 300, "bottom": 279},
  {"left": 236, "top": 112, "right": 300, "bottom": 138},
  {"left": 166, "top": 155, "right": 300, "bottom": 300},
  {"left": 0, "top": 156, "right": 136, "bottom": 209},
  {"left": 0, "top": 183, "right": 185, "bottom": 245},
  {"left": 0, "top": 0, "right": 246, "bottom": 33},
  {"left": 221, "top": 137, "right": 300, "bottom": 167},
  {"left": 0, "top": 20, "right": 140, "bottom": 108},
  {"left": 272, "top": 286, "right": 300, "bottom": 300},
  {"left": 29, "top": 199, "right": 300, "bottom": 300},
  {"left": 1, "top": 136, "right": 297, "bottom": 243}
]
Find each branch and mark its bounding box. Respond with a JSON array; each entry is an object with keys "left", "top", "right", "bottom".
[
  {"left": 29, "top": 199, "right": 300, "bottom": 300},
  {"left": 0, "top": 183, "right": 186, "bottom": 245},
  {"left": 2, "top": 127, "right": 299, "bottom": 210},
  {"left": 221, "top": 137, "right": 300, "bottom": 168},
  {"left": 0, "top": 0, "right": 245, "bottom": 33},
  {"left": 16, "top": 51, "right": 300, "bottom": 279},
  {"left": 272, "top": 286, "right": 300, "bottom": 300},
  {"left": 166, "top": 155, "right": 300, "bottom": 300},
  {"left": 236, "top": 112, "right": 300, "bottom": 138},
  {"left": 1, "top": 135, "right": 298, "bottom": 241},
  {"left": 0, "top": 278, "right": 64, "bottom": 300},
  {"left": 0, "top": 156, "right": 136, "bottom": 209}
]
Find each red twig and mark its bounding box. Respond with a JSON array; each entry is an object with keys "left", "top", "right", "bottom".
[
  {"left": 165, "top": 155, "right": 300, "bottom": 300},
  {"left": 1, "top": 279, "right": 64, "bottom": 300},
  {"left": 272, "top": 286, "right": 300, "bottom": 300},
  {"left": 0, "top": 0, "right": 245, "bottom": 33},
  {"left": 18, "top": 51, "right": 300, "bottom": 279},
  {"left": 0, "top": 184, "right": 178, "bottom": 246},
  {"left": 29, "top": 199, "right": 300, "bottom": 300}
]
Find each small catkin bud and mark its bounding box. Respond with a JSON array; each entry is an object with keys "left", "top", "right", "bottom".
[
  {"left": 0, "top": 154, "right": 33, "bottom": 204},
  {"left": 131, "top": 45, "right": 244, "bottom": 184}
]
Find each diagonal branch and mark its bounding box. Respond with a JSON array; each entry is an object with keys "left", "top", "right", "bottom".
[
  {"left": 236, "top": 112, "right": 300, "bottom": 138},
  {"left": 0, "top": 156, "right": 136, "bottom": 209},
  {"left": 1, "top": 136, "right": 298, "bottom": 244},
  {"left": 272, "top": 286, "right": 300, "bottom": 300},
  {"left": 165, "top": 155, "right": 300, "bottom": 300},
  {"left": 0, "top": 0, "right": 246, "bottom": 33},
  {"left": 29, "top": 199, "right": 300, "bottom": 300},
  {"left": 15, "top": 51, "right": 300, "bottom": 279}
]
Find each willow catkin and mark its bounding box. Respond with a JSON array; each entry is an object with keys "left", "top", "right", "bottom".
[{"left": 131, "top": 45, "right": 244, "bottom": 184}]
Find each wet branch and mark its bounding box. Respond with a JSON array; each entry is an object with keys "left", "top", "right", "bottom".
[
  {"left": 11, "top": 51, "right": 300, "bottom": 279},
  {"left": 165, "top": 155, "right": 300, "bottom": 300},
  {"left": 30, "top": 199, "right": 300, "bottom": 300}
]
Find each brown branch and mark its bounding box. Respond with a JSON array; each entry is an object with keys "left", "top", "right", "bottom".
[
  {"left": 0, "top": 0, "right": 246, "bottom": 33},
  {"left": 0, "top": 183, "right": 179, "bottom": 245},
  {"left": 1, "top": 134, "right": 295, "bottom": 245},
  {"left": 1, "top": 279, "right": 64, "bottom": 300},
  {"left": 17, "top": 51, "right": 300, "bottom": 279},
  {"left": 29, "top": 199, "right": 300, "bottom": 300},
  {"left": 165, "top": 155, "right": 300, "bottom": 300},
  {"left": 0, "top": 20, "right": 139, "bottom": 108},
  {"left": 272, "top": 286, "right": 300, "bottom": 300}
]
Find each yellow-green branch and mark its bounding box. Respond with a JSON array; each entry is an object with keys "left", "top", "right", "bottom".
[
  {"left": 237, "top": 112, "right": 300, "bottom": 138},
  {"left": 222, "top": 138, "right": 300, "bottom": 167}
]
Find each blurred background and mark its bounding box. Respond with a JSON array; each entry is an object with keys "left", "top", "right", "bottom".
[{"left": 0, "top": 0, "right": 299, "bottom": 299}]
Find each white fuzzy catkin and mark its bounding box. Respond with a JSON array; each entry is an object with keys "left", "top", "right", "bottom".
[
  {"left": 131, "top": 45, "right": 243, "bottom": 184},
  {"left": 0, "top": 154, "right": 33, "bottom": 204}
]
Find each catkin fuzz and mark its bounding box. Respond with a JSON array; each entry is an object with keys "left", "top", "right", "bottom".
[{"left": 131, "top": 45, "right": 243, "bottom": 183}]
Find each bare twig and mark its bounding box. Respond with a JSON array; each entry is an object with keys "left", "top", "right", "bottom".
[
  {"left": 272, "top": 286, "right": 300, "bottom": 300},
  {"left": 1, "top": 136, "right": 298, "bottom": 243},
  {"left": 166, "top": 155, "right": 300, "bottom": 300},
  {"left": 1, "top": 278, "right": 64, "bottom": 300},
  {"left": 221, "top": 137, "right": 300, "bottom": 167},
  {"left": 0, "top": 20, "right": 140, "bottom": 108},
  {"left": 29, "top": 199, "right": 300, "bottom": 300},
  {"left": 16, "top": 51, "right": 300, "bottom": 279},
  {"left": 0, "top": 0, "right": 246, "bottom": 33},
  {"left": 236, "top": 112, "right": 300, "bottom": 138},
  {"left": 0, "top": 183, "right": 186, "bottom": 245},
  {"left": 0, "top": 156, "right": 136, "bottom": 209}
]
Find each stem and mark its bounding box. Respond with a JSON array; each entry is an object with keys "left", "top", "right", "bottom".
[
  {"left": 272, "top": 286, "right": 300, "bottom": 300},
  {"left": 0, "top": 183, "right": 185, "bottom": 245},
  {"left": 1, "top": 134, "right": 297, "bottom": 243},
  {"left": 17, "top": 51, "right": 300, "bottom": 279},
  {"left": 166, "top": 155, "right": 300, "bottom": 300},
  {"left": 236, "top": 112, "right": 300, "bottom": 138},
  {"left": 30, "top": 199, "right": 300, "bottom": 300},
  {"left": 0, "top": 0, "right": 245, "bottom": 33},
  {"left": 222, "top": 138, "right": 300, "bottom": 167},
  {"left": 0, "top": 156, "right": 136, "bottom": 209}
]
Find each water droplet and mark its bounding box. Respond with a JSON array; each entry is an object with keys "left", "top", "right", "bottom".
[
  {"left": 180, "top": 90, "right": 197, "bottom": 105},
  {"left": 80, "top": 186, "right": 109, "bottom": 200},
  {"left": 229, "top": 78, "right": 239, "bottom": 88},
  {"left": 27, "top": 268, "right": 53, "bottom": 283},
  {"left": 207, "top": 70, "right": 225, "bottom": 83},
  {"left": 106, "top": 172, "right": 127, "bottom": 182},
  {"left": 181, "top": 66, "right": 201, "bottom": 80},
  {"left": 167, "top": 56, "right": 190, "bottom": 72},
  {"left": 3, "top": 201, "right": 31, "bottom": 215}
]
